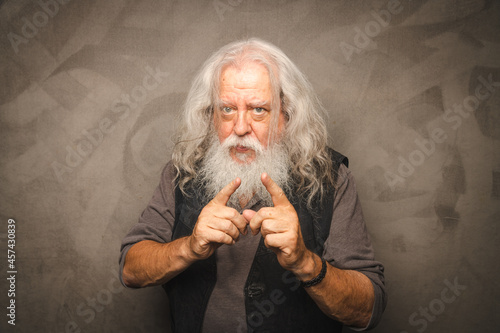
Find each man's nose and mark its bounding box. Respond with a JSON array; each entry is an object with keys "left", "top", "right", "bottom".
[{"left": 233, "top": 111, "right": 251, "bottom": 136}]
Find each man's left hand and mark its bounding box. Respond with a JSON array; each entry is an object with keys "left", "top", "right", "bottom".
[{"left": 243, "top": 173, "right": 312, "bottom": 274}]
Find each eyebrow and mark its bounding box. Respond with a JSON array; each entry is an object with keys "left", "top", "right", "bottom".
[
  {"left": 219, "top": 99, "right": 270, "bottom": 108},
  {"left": 250, "top": 100, "right": 270, "bottom": 108}
]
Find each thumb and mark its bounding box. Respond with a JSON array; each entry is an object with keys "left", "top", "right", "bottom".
[
  {"left": 211, "top": 178, "right": 241, "bottom": 206},
  {"left": 242, "top": 209, "right": 256, "bottom": 222},
  {"left": 261, "top": 172, "right": 289, "bottom": 207}
]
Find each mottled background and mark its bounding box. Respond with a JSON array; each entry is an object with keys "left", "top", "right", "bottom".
[{"left": 0, "top": 0, "right": 499, "bottom": 332}]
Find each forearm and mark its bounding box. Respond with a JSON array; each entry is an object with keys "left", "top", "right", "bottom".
[
  {"left": 295, "top": 252, "right": 375, "bottom": 328},
  {"left": 122, "top": 238, "right": 196, "bottom": 288}
]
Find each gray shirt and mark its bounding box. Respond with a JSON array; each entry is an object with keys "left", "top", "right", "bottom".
[{"left": 119, "top": 162, "right": 386, "bottom": 332}]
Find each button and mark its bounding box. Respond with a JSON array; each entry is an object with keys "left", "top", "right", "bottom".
[{"left": 247, "top": 283, "right": 265, "bottom": 298}]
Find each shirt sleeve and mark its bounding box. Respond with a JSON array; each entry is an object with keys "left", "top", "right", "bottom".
[
  {"left": 322, "top": 164, "right": 387, "bottom": 330},
  {"left": 118, "top": 161, "right": 177, "bottom": 287}
]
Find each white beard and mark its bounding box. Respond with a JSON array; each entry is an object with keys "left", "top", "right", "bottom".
[{"left": 199, "top": 134, "right": 291, "bottom": 209}]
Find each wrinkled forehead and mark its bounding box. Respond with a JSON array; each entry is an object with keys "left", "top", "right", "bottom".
[
  {"left": 219, "top": 64, "right": 271, "bottom": 98},
  {"left": 216, "top": 61, "right": 280, "bottom": 106}
]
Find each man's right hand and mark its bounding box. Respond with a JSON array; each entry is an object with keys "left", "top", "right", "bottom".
[{"left": 187, "top": 178, "right": 248, "bottom": 260}]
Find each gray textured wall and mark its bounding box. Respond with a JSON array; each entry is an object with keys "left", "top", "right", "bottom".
[{"left": 1, "top": 0, "right": 499, "bottom": 332}]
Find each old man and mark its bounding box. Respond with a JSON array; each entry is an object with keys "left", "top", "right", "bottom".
[{"left": 120, "top": 38, "right": 386, "bottom": 332}]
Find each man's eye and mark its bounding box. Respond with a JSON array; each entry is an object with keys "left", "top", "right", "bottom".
[
  {"left": 222, "top": 107, "right": 233, "bottom": 113},
  {"left": 254, "top": 107, "right": 265, "bottom": 114}
]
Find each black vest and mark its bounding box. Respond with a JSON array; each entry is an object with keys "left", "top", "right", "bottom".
[{"left": 163, "top": 149, "right": 348, "bottom": 333}]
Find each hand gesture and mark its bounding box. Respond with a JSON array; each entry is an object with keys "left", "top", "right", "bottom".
[
  {"left": 243, "top": 173, "right": 310, "bottom": 272},
  {"left": 188, "top": 178, "right": 248, "bottom": 260}
]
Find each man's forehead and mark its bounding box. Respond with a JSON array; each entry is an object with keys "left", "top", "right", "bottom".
[{"left": 218, "top": 64, "right": 273, "bottom": 104}]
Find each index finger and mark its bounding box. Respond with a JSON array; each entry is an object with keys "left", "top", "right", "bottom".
[
  {"left": 211, "top": 178, "right": 241, "bottom": 206},
  {"left": 261, "top": 173, "right": 290, "bottom": 207}
]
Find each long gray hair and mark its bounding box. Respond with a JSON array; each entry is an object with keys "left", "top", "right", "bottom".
[{"left": 172, "top": 38, "right": 335, "bottom": 207}]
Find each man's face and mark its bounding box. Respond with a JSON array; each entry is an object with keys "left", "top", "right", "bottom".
[{"left": 216, "top": 62, "right": 285, "bottom": 163}]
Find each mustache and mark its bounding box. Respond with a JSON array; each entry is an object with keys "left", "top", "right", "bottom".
[{"left": 220, "top": 135, "right": 264, "bottom": 153}]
